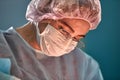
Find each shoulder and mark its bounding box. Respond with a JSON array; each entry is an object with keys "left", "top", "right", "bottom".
[
  {"left": 70, "top": 48, "right": 103, "bottom": 80},
  {"left": 0, "top": 27, "right": 13, "bottom": 44},
  {"left": 70, "top": 48, "right": 96, "bottom": 61},
  {"left": 0, "top": 27, "right": 15, "bottom": 57},
  {"left": 70, "top": 47, "right": 100, "bottom": 68},
  {"left": 0, "top": 27, "right": 14, "bottom": 37}
]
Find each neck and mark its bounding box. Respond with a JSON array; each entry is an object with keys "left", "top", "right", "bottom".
[{"left": 16, "top": 22, "right": 41, "bottom": 50}]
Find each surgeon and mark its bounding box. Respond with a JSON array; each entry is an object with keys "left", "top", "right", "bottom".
[{"left": 0, "top": 0, "right": 103, "bottom": 80}]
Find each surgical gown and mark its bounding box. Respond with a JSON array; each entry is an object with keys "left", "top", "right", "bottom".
[{"left": 0, "top": 27, "right": 103, "bottom": 80}]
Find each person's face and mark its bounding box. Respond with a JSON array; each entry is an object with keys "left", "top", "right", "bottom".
[{"left": 50, "top": 18, "right": 90, "bottom": 42}]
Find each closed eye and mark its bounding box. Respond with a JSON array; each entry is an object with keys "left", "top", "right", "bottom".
[
  {"left": 58, "top": 20, "right": 74, "bottom": 33},
  {"left": 58, "top": 26, "right": 71, "bottom": 38}
]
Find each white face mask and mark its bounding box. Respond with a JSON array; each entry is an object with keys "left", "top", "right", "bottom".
[{"left": 36, "top": 24, "right": 77, "bottom": 57}]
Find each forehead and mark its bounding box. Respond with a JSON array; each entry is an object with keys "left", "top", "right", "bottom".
[
  {"left": 60, "top": 18, "right": 90, "bottom": 34},
  {"left": 62, "top": 18, "right": 90, "bottom": 28}
]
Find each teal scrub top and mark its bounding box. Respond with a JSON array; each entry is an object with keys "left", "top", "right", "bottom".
[{"left": 0, "top": 27, "right": 103, "bottom": 80}]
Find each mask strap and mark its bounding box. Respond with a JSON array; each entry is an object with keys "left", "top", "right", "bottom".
[{"left": 33, "top": 22, "right": 41, "bottom": 45}]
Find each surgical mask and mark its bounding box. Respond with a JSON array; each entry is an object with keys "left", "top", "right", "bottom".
[{"left": 36, "top": 23, "right": 77, "bottom": 57}]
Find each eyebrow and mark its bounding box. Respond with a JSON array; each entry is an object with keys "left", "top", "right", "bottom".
[
  {"left": 78, "top": 35, "right": 86, "bottom": 38},
  {"left": 59, "top": 20, "right": 74, "bottom": 32}
]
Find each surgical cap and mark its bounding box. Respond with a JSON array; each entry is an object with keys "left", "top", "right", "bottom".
[{"left": 26, "top": 0, "right": 101, "bottom": 30}]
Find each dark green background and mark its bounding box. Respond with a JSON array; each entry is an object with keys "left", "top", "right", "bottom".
[{"left": 0, "top": 0, "right": 120, "bottom": 80}]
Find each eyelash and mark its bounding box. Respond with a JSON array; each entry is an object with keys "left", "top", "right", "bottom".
[
  {"left": 58, "top": 26, "right": 83, "bottom": 42},
  {"left": 58, "top": 26, "right": 71, "bottom": 37}
]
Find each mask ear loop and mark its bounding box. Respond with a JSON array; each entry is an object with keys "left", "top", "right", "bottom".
[
  {"left": 34, "top": 19, "right": 52, "bottom": 44},
  {"left": 35, "top": 20, "right": 53, "bottom": 45},
  {"left": 33, "top": 22, "right": 41, "bottom": 45}
]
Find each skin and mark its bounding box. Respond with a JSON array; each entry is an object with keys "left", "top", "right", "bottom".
[{"left": 16, "top": 19, "right": 90, "bottom": 51}]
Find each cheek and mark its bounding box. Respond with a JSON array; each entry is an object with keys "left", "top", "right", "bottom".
[{"left": 49, "top": 22, "right": 59, "bottom": 30}]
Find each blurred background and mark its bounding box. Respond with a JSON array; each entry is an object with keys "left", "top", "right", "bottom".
[{"left": 0, "top": 0, "right": 120, "bottom": 80}]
